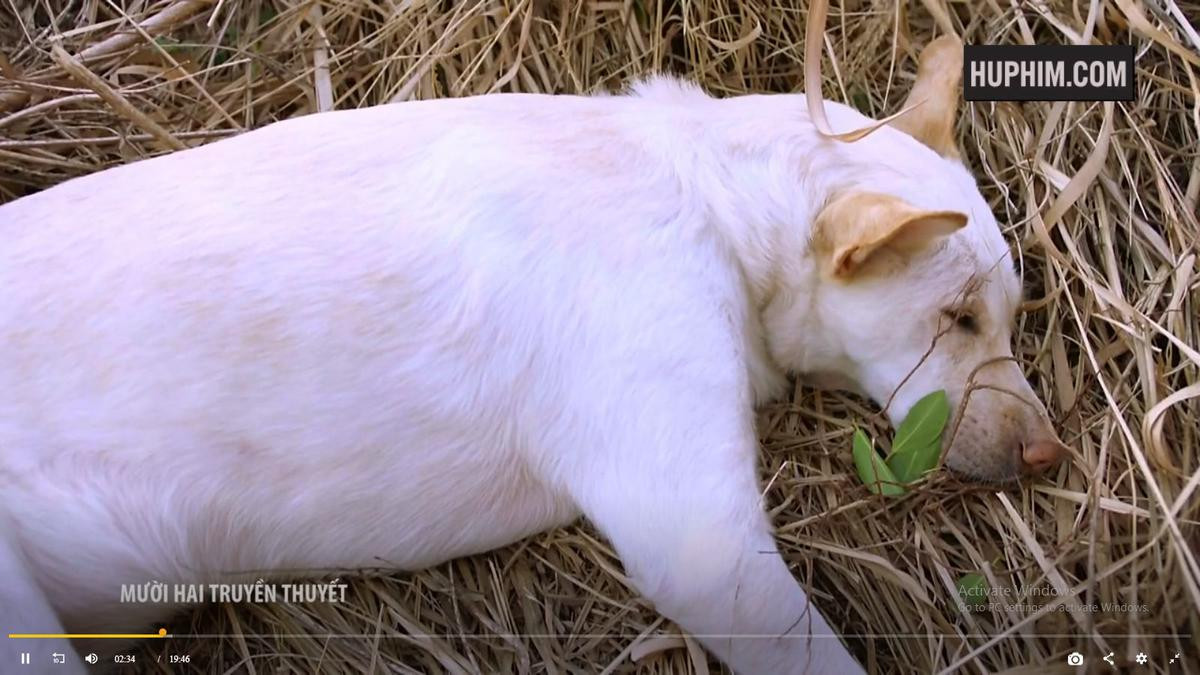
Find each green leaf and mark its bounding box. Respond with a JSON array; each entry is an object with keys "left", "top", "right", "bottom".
[
  {"left": 887, "top": 389, "right": 950, "bottom": 483},
  {"left": 891, "top": 389, "right": 950, "bottom": 453},
  {"left": 888, "top": 439, "right": 944, "bottom": 484},
  {"left": 852, "top": 429, "right": 906, "bottom": 496},
  {"left": 956, "top": 572, "right": 990, "bottom": 612}
]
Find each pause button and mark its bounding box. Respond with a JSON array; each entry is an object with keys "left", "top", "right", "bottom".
[{"left": 19, "top": 652, "right": 30, "bottom": 664}]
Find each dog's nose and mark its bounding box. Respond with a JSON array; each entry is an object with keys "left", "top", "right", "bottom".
[{"left": 1020, "top": 439, "right": 1067, "bottom": 474}]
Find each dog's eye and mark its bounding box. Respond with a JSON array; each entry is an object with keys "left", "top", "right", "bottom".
[{"left": 945, "top": 310, "right": 978, "bottom": 333}]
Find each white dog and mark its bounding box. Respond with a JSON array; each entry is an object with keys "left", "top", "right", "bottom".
[{"left": 0, "top": 36, "right": 1064, "bottom": 673}]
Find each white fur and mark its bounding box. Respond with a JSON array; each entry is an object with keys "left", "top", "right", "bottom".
[{"left": 0, "top": 78, "right": 1054, "bottom": 673}]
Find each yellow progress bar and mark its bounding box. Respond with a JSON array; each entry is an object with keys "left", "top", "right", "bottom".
[{"left": 8, "top": 628, "right": 167, "bottom": 639}]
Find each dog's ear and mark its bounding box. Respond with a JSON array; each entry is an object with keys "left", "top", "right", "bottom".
[
  {"left": 815, "top": 191, "right": 968, "bottom": 278},
  {"left": 890, "top": 35, "right": 963, "bottom": 158}
]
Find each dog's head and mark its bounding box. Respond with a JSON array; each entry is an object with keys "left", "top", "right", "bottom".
[{"left": 764, "top": 36, "right": 1067, "bottom": 482}]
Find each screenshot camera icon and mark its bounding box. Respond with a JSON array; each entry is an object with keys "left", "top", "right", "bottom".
[{"left": 1067, "top": 651, "right": 1085, "bottom": 666}]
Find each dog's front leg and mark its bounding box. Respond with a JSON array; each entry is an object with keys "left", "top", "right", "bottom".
[
  {"left": 0, "top": 514, "right": 86, "bottom": 674},
  {"left": 550, "top": 386, "right": 865, "bottom": 674}
]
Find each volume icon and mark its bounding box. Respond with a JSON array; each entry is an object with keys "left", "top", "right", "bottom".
[{"left": 85, "top": 653, "right": 99, "bottom": 664}]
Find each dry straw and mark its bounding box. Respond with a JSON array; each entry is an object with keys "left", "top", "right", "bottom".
[{"left": 2, "top": 0, "right": 1198, "bottom": 673}]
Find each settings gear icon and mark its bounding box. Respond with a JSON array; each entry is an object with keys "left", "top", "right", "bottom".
[{"left": 1135, "top": 652, "right": 1149, "bottom": 665}]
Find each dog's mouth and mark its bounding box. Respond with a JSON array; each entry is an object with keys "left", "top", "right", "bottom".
[
  {"left": 940, "top": 444, "right": 1027, "bottom": 486},
  {"left": 942, "top": 464, "right": 1025, "bottom": 488}
]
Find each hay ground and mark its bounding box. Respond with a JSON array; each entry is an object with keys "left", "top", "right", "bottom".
[{"left": 2, "top": 0, "right": 1199, "bottom": 673}]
